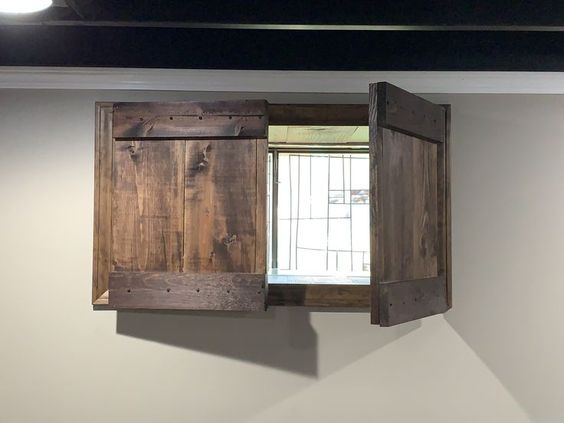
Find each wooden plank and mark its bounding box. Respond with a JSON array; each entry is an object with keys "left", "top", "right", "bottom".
[
  {"left": 109, "top": 272, "right": 266, "bottom": 311},
  {"left": 255, "top": 138, "right": 268, "bottom": 274},
  {"left": 92, "top": 103, "right": 114, "bottom": 304},
  {"left": 380, "top": 128, "right": 439, "bottom": 281},
  {"left": 369, "top": 85, "right": 382, "bottom": 323},
  {"left": 269, "top": 104, "right": 368, "bottom": 126},
  {"left": 379, "top": 276, "right": 449, "bottom": 326},
  {"left": 111, "top": 140, "right": 185, "bottom": 272},
  {"left": 267, "top": 284, "right": 369, "bottom": 308},
  {"left": 113, "top": 100, "right": 267, "bottom": 139},
  {"left": 183, "top": 139, "right": 262, "bottom": 273},
  {"left": 444, "top": 105, "right": 452, "bottom": 308},
  {"left": 376, "top": 82, "right": 446, "bottom": 143}
]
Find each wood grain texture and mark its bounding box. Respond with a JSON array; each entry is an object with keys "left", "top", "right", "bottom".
[
  {"left": 96, "top": 100, "right": 269, "bottom": 311},
  {"left": 269, "top": 104, "right": 368, "bottom": 126},
  {"left": 376, "top": 82, "right": 445, "bottom": 143},
  {"left": 113, "top": 100, "right": 267, "bottom": 139},
  {"left": 443, "top": 105, "right": 453, "bottom": 308},
  {"left": 267, "top": 284, "right": 369, "bottom": 307},
  {"left": 379, "top": 276, "right": 449, "bottom": 326},
  {"left": 111, "top": 140, "right": 185, "bottom": 272},
  {"left": 255, "top": 138, "right": 268, "bottom": 273},
  {"left": 92, "top": 103, "right": 114, "bottom": 304},
  {"left": 381, "top": 129, "right": 439, "bottom": 281},
  {"left": 370, "top": 83, "right": 450, "bottom": 326},
  {"left": 183, "top": 139, "right": 261, "bottom": 273},
  {"left": 109, "top": 271, "right": 266, "bottom": 311},
  {"left": 369, "top": 84, "right": 382, "bottom": 323}
]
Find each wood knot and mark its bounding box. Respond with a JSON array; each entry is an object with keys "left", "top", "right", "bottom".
[
  {"left": 222, "top": 234, "right": 237, "bottom": 247},
  {"left": 127, "top": 145, "right": 136, "bottom": 155},
  {"left": 196, "top": 144, "right": 211, "bottom": 170}
]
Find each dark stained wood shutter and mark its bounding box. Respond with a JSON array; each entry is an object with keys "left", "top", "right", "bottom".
[
  {"left": 369, "top": 83, "right": 451, "bottom": 326},
  {"left": 107, "top": 100, "right": 268, "bottom": 311}
]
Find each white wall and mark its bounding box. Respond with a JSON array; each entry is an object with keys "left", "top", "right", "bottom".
[{"left": 1, "top": 88, "right": 562, "bottom": 422}]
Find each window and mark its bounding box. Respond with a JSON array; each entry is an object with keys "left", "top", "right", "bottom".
[
  {"left": 268, "top": 151, "right": 370, "bottom": 283},
  {"left": 265, "top": 104, "right": 371, "bottom": 291}
]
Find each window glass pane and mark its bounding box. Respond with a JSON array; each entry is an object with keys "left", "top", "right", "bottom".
[{"left": 269, "top": 152, "right": 369, "bottom": 277}]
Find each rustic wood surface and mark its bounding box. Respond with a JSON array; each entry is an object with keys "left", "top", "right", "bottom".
[
  {"left": 96, "top": 97, "right": 451, "bottom": 317},
  {"left": 379, "top": 276, "right": 448, "bottom": 326},
  {"left": 370, "top": 82, "right": 450, "bottom": 326},
  {"left": 92, "top": 103, "right": 114, "bottom": 303},
  {"left": 267, "top": 284, "right": 369, "bottom": 307},
  {"left": 94, "top": 100, "right": 270, "bottom": 310},
  {"left": 109, "top": 271, "right": 266, "bottom": 311},
  {"left": 376, "top": 82, "right": 445, "bottom": 144},
  {"left": 381, "top": 128, "right": 439, "bottom": 281},
  {"left": 444, "top": 105, "right": 452, "bottom": 308},
  {"left": 183, "top": 139, "right": 261, "bottom": 273},
  {"left": 113, "top": 100, "right": 268, "bottom": 139},
  {"left": 111, "top": 140, "right": 185, "bottom": 272},
  {"left": 369, "top": 84, "right": 384, "bottom": 323},
  {"left": 269, "top": 104, "right": 368, "bottom": 126},
  {"left": 255, "top": 138, "right": 268, "bottom": 273}
]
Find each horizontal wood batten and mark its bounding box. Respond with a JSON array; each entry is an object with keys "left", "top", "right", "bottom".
[
  {"left": 109, "top": 272, "right": 266, "bottom": 311},
  {"left": 269, "top": 104, "right": 368, "bottom": 126},
  {"left": 267, "top": 284, "right": 369, "bottom": 307},
  {"left": 378, "top": 275, "right": 449, "bottom": 326},
  {"left": 376, "top": 82, "right": 446, "bottom": 143},
  {"left": 113, "top": 100, "right": 268, "bottom": 139}
]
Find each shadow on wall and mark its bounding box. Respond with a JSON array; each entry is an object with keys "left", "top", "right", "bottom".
[
  {"left": 116, "top": 307, "right": 419, "bottom": 377},
  {"left": 437, "top": 96, "right": 564, "bottom": 420}
]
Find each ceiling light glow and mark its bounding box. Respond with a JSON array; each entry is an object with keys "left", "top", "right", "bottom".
[{"left": 0, "top": 0, "right": 52, "bottom": 14}]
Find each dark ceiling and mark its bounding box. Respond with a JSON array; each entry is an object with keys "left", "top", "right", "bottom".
[{"left": 2, "top": 0, "right": 564, "bottom": 70}]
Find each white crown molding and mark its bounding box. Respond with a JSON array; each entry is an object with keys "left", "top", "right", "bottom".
[{"left": 2, "top": 67, "right": 564, "bottom": 93}]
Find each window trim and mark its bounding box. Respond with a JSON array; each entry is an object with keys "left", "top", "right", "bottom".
[{"left": 266, "top": 103, "right": 370, "bottom": 308}]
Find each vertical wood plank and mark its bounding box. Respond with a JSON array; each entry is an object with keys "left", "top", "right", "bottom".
[
  {"left": 92, "top": 103, "right": 113, "bottom": 303},
  {"left": 255, "top": 138, "right": 268, "bottom": 274},
  {"left": 183, "top": 139, "right": 260, "bottom": 273},
  {"left": 443, "top": 105, "right": 452, "bottom": 307},
  {"left": 381, "top": 129, "right": 439, "bottom": 281},
  {"left": 111, "top": 140, "right": 185, "bottom": 272},
  {"left": 369, "top": 84, "right": 382, "bottom": 324}
]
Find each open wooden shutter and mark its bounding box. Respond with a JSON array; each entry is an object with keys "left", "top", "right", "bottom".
[
  {"left": 106, "top": 100, "right": 268, "bottom": 311},
  {"left": 369, "top": 83, "right": 451, "bottom": 326}
]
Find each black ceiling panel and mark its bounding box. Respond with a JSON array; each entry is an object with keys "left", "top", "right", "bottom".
[
  {"left": 8, "top": 0, "right": 564, "bottom": 26},
  {"left": 2, "top": 0, "right": 564, "bottom": 70},
  {"left": 1, "top": 26, "right": 563, "bottom": 70}
]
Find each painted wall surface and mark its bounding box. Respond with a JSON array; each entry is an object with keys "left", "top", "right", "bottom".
[{"left": 1, "top": 88, "right": 562, "bottom": 422}]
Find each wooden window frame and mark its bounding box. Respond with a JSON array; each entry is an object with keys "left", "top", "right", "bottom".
[
  {"left": 93, "top": 102, "right": 450, "bottom": 310},
  {"left": 266, "top": 103, "right": 370, "bottom": 308}
]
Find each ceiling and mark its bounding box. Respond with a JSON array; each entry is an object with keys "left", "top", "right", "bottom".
[
  {"left": 19, "top": 1, "right": 564, "bottom": 26},
  {"left": 2, "top": 1, "right": 564, "bottom": 70}
]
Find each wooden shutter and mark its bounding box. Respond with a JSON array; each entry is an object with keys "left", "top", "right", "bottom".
[
  {"left": 99, "top": 100, "right": 268, "bottom": 311},
  {"left": 369, "top": 83, "right": 451, "bottom": 326}
]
